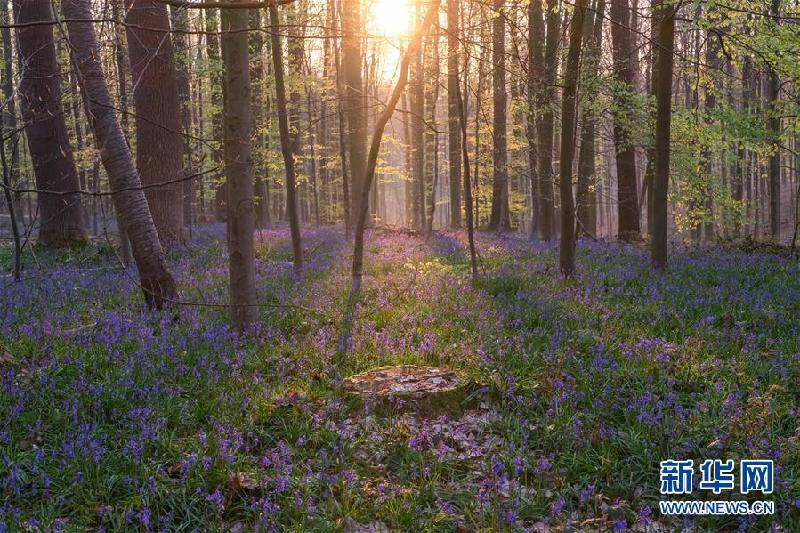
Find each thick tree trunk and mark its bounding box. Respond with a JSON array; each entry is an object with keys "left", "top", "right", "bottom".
[
  {"left": 63, "top": 0, "right": 176, "bottom": 307},
  {"left": 446, "top": 0, "right": 461, "bottom": 228},
  {"left": 221, "top": 1, "right": 258, "bottom": 327},
  {"left": 488, "top": 0, "right": 510, "bottom": 232},
  {"left": 537, "top": 0, "right": 560, "bottom": 240},
  {"left": 125, "top": 0, "right": 185, "bottom": 244},
  {"left": 14, "top": 0, "right": 86, "bottom": 247},
  {"left": 342, "top": 0, "right": 367, "bottom": 233},
  {"left": 269, "top": 4, "right": 303, "bottom": 276},
  {"left": 610, "top": 0, "right": 640, "bottom": 239},
  {"left": 651, "top": 0, "right": 675, "bottom": 269},
  {"left": 559, "top": 0, "right": 587, "bottom": 276},
  {"left": 527, "top": 0, "right": 544, "bottom": 239}
]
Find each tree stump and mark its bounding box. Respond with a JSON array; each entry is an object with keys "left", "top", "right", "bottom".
[{"left": 342, "top": 366, "right": 477, "bottom": 418}]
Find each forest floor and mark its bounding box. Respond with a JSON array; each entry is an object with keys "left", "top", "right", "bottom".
[{"left": 1, "top": 225, "right": 799, "bottom": 532}]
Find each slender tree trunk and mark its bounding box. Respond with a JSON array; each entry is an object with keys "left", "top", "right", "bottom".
[
  {"left": 333, "top": 2, "right": 351, "bottom": 234},
  {"left": 651, "top": 0, "right": 676, "bottom": 269},
  {"left": 1, "top": 129, "right": 21, "bottom": 280},
  {"left": 446, "top": 0, "right": 461, "bottom": 228},
  {"left": 455, "top": 89, "right": 478, "bottom": 280},
  {"left": 559, "top": 0, "right": 587, "bottom": 276},
  {"left": 576, "top": 0, "right": 604, "bottom": 236},
  {"left": 610, "top": 0, "right": 640, "bottom": 239},
  {"left": 269, "top": 4, "right": 303, "bottom": 276},
  {"left": 207, "top": 8, "right": 226, "bottom": 222},
  {"left": 110, "top": 0, "right": 133, "bottom": 265},
  {"left": 172, "top": 4, "right": 194, "bottom": 232},
  {"left": 767, "top": 0, "right": 781, "bottom": 241},
  {"left": 488, "top": 0, "right": 510, "bottom": 231},
  {"left": 249, "top": 9, "right": 270, "bottom": 229},
  {"left": 643, "top": 2, "right": 657, "bottom": 235},
  {"left": 734, "top": 56, "right": 752, "bottom": 237},
  {"left": 307, "top": 90, "right": 321, "bottom": 227},
  {"left": 221, "top": 0, "right": 258, "bottom": 327},
  {"left": 124, "top": 0, "right": 184, "bottom": 244},
  {"left": 14, "top": 0, "right": 86, "bottom": 247},
  {"left": 410, "top": 1, "right": 425, "bottom": 230},
  {"left": 1, "top": 0, "right": 21, "bottom": 230},
  {"left": 63, "top": 0, "right": 177, "bottom": 307}
]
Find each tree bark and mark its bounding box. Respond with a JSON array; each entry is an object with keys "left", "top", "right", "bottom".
[
  {"left": 488, "top": 0, "right": 510, "bottom": 231},
  {"left": 249, "top": 9, "right": 270, "bottom": 229},
  {"left": 527, "top": 0, "right": 544, "bottom": 239},
  {"left": 446, "top": 0, "right": 461, "bottom": 229},
  {"left": 0, "top": 0, "right": 20, "bottom": 229},
  {"left": 342, "top": 0, "right": 367, "bottom": 233},
  {"left": 171, "top": 3, "right": 194, "bottom": 232},
  {"left": 269, "top": 4, "right": 303, "bottom": 276},
  {"left": 63, "top": 0, "right": 177, "bottom": 307},
  {"left": 409, "top": 1, "right": 425, "bottom": 230},
  {"left": 220, "top": 0, "right": 258, "bottom": 327},
  {"left": 576, "top": 0, "right": 604, "bottom": 236},
  {"left": 14, "top": 0, "right": 86, "bottom": 247},
  {"left": 610, "top": 0, "right": 641, "bottom": 239},
  {"left": 125, "top": 0, "right": 185, "bottom": 244},
  {"left": 537, "top": 0, "right": 560, "bottom": 240},
  {"left": 559, "top": 0, "right": 587, "bottom": 276},
  {"left": 767, "top": 0, "right": 781, "bottom": 241},
  {"left": 651, "top": 0, "right": 676, "bottom": 269}
]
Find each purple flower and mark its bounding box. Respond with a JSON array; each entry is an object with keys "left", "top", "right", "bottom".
[{"left": 550, "top": 495, "right": 565, "bottom": 516}]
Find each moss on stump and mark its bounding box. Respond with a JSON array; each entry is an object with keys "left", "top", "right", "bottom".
[{"left": 342, "top": 365, "right": 479, "bottom": 418}]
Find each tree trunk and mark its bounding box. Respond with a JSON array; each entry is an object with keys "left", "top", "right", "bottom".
[
  {"left": 14, "top": 0, "right": 86, "bottom": 247},
  {"left": 410, "top": 1, "right": 425, "bottom": 230},
  {"left": 454, "top": 77, "right": 478, "bottom": 280},
  {"left": 527, "top": 0, "right": 544, "bottom": 239},
  {"left": 269, "top": 4, "right": 303, "bottom": 276},
  {"left": 446, "top": 0, "right": 462, "bottom": 229},
  {"left": 63, "top": 0, "right": 176, "bottom": 307},
  {"left": 171, "top": 4, "right": 194, "bottom": 232},
  {"left": 559, "top": 0, "right": 587, "bottom": 276},
  {"left": 610, "top": 0, "right": 640, "bottom": 240},
  {"left": 488, "top": 0, "right": 510, "bottom": 232},
  {"left": 537, "top": 0, "right": 560, "bottom": 240},
  {"left": 249, "top": 9, "right": 269, "bottom": 229},
  {"left": 342, "top": 0, "right": 367, "bottom": 233},
  {"left": 125, "top": 0, "right": 185, "bottom": 244},
  {"left": 207, "top": 8, "right": 226, "bottom": 222},
  {"left": 221, "top": 1, "right": 258, "bottom": 327},
  {"left": 651, "top": 0, "right": 675, "bottom": 269},
  {"left": 767, "top": 0, "right": 781, "bottom": 241},
  {"left": 576, "top": 0, "right": 604, "bottom": 236},
  {"left": 1, "top": 0, "right": 21, "bottom": 230}
]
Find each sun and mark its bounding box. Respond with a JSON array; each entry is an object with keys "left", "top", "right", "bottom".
[{"left": 368, "top": 0, "right": 411, "bottom": 38}]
